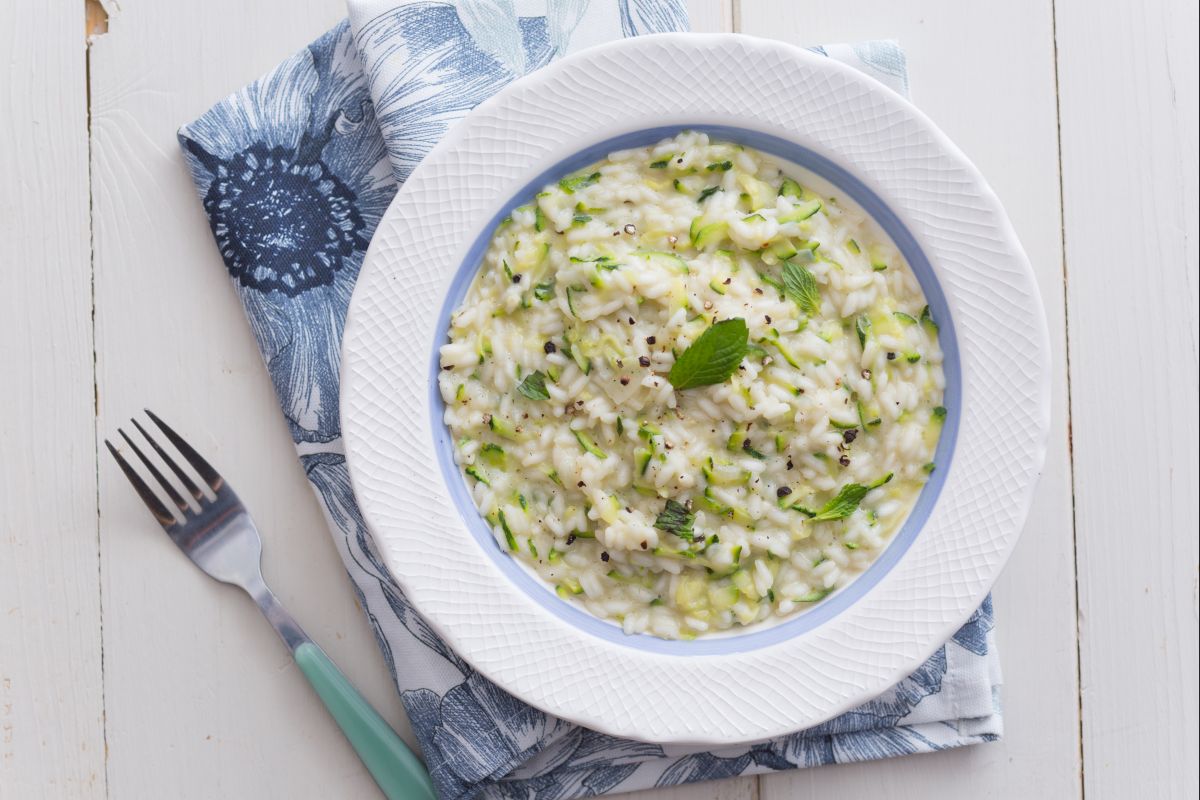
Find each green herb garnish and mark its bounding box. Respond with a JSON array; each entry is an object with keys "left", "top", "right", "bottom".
[
  {"left": 515, "top": 371, "right": 550, "bottom": 401},
  {"left": 706, "top": 160, "right": 733, "bottom": 172},
  {"left": 697, "top": 185, "right": 721, "bottom": 203},
  {"left": 782, "top": 260, "right": 821, "bottom": 315},
  {"left": 667, "top": 318, "right": 749, "bottom": 391},
  {"left": 653, "top": 499, "right": 695, "bottom": 541},
  {"left": 811, "top": 473, "right": 893, "bottom": 521}
]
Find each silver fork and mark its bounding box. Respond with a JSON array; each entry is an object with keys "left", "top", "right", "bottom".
[{"left": 106, "top": 410, "right": 435, "bottom": 800}]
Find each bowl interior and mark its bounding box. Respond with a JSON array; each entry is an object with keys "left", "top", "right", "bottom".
[{"left": 428, "top": 124, "right": 962, "bottom": 655}]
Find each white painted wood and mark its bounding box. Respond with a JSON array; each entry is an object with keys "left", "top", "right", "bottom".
[
  {"left": 6, "top": 0, "right": 1194, "bottom": 797},
  {"left": 88, "top": 2, "right": 410, "bottom": 798},
  {"left": 687, "top": 0, "right": 733, "bottom": 34},
  {"left": 736, "top": 2, "right": 1082, "bottom": 798},
  {"left": 0, "top": 3, "right": 106, "bottom": 799},
  {"left": 1057, "top": 0, "right": 1199, "bottom": 796}
]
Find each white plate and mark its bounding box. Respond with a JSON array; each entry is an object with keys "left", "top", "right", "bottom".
[{"left": 340, "top": 33, "right": 1050, "bottom": 745}]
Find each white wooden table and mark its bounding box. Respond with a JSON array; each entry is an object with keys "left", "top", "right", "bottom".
[{"left": 2, "top": 1, "right": 1196, "bottom": 797}]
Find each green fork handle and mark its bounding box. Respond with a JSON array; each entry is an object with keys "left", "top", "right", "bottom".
[{"left": 295, "top": 642, "right": 437, "bottom": 800}]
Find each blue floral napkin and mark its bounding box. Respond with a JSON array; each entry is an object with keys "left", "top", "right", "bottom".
[{"left": 179, "top": 3, "right": 1001, "bottom": 797}]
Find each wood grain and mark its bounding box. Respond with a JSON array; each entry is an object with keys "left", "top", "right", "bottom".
[
  {"left": 737, "top": 2, "right": 1082, "bottom": 797},
  {"left": 0, "top": 3, "right": 106, "bottom": 798},
  {"left": 3, "top": 0, "right": 1195, "bottom": 796},
  {"left": 88, "top": 2, "right": 410, "bottom": 798},
  {"left": 1057, "top": 0, "right": 1200, "bottom": 796}
]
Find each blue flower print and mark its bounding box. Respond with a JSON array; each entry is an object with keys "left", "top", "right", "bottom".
[
  {"left": 197, "top": 142, "right": 365, "bottom": 296},
  {"left": 952, "top": 593, "right": 995, "bottom": 656},
  {"left": 353, "top": 0, "right": 687, "bottom": 184},
  {"left": 179, "top": 22, "right": 395, "bottom": 443},
  {"left": 403, "top": 670, "right": 574, "bottom": 799},
  {"left": 618, "top": 0, "right": 690, "bottom": 39}
]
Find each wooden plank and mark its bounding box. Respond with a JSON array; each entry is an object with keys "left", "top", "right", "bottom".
[
  {"left": 1056, "top": 0, "right": 1199, "bottom": 796},
  {"left": 737, "top": 2, "right": 1082, "bottom": 798},
  {"left": 0, "top": 3, "right": 106, "bottom": 798},
  {"left": 687, "top": 0, "right": 733, "bottom": 34},
  {"left": 87, "top": 2, "right": 411, "bottom": 798}
]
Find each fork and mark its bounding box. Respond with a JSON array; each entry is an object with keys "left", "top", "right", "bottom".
[{"left": 106, "top": 410, "right": 436, "bottom": 800}]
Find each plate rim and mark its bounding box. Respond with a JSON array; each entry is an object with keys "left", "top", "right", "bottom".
[{"left": 341, "top": 32, "right": 1052, "bottom": 745}]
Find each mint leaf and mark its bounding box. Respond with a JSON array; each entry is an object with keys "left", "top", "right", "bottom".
[
  {"left": 653, "top": 499, "right": 695, "bottom": 541},
  {"left": 782, "top": 260, "right": 821, "bottom": 315},
  {"left": 811, "top": 473, "right": 893, "bottom": 521},
  {"left": 856, "top": 314, "right": 872, "bottom": 349},
  {"left": 667, "top": 318, "right": 749, "bottom": 391},
  {"left": 516, "top": 371, "right": 550, "bottom": 400}
]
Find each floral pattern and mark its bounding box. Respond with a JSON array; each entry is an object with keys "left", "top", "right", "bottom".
[
  {"left": 179, "top": 5, "right": 1000, "bottom": 798},
  {"left": 180, "top": 22, "right": 395, "bottom": 444}
]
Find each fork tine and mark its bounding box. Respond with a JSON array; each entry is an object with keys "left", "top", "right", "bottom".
[
  {"left": 144, "top": 409, "right": 224, "bottom": 492},
  {"left": 132, "top": 418, "right": 203, "bottom": 500},
  {"left": 105, "top": 439, "right": 177, "bottom": 526},
  {"left": 118, "top": 428, "right": 189, "bottom": 511}
]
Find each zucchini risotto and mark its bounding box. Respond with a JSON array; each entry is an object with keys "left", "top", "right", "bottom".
[{"left": 438, "top": 131, "right": 946, "bottom": 639}]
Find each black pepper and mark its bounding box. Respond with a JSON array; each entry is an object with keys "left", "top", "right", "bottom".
[
  {"left": 786, "top": 460, "right": 794, "bottom": 470},
  {"left": 765, "top": 314, "right": 772, "bottom": 324},
  {"left": 646, "top": 335, "right": 657, "bottom": 345},
  {"left": 577, "top": 480, "right": 586, "bottom": 487},
  {"left": 512, "top": 273, "right": 522, "bottom": 283},
  {"left": 886, "top": 352, "right": 896, "bottom": 361},
  {"left": 843, "top": 429, "right": 858, "bottom": 444},
  {"left": 638, "top": 356, "right": 651, "bottom": 367},
  {"left": 861, "top": 369, "right": 872, "bottom": 380},
  {"left": 566, "top": 533, "right": 577, "bottom": 545},
  {"left": 839, "top": 454, "right": 851, "bottom": 467},
  {"left": 776, "top": 486, "right": 793, "bottom": 498},
  {"left": 543, "top": 341, "right": 557, "bottom": 354},
  {"left": 619, "top": 376, "right": 630, "bottom": 386},
  {"left": 600, "top": 551, "right": 610, "bottom": 562}
]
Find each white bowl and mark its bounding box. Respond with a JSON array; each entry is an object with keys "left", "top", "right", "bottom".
[{"left": 340, "top": 33, "right": 1050, "bottom": 745}]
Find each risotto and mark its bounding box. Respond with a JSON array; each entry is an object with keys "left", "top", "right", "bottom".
[{"left": 437, "top": 131, "right": 946, "bottom": 639}]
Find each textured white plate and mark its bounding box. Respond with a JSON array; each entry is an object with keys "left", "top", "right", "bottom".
[{"left": 341, "top": 33, "right": 1050, "bottom": 745}]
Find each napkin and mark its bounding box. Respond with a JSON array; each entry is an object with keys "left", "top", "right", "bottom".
[{"left": 179, "top": 3, "right": 1001, "bottom": 797}]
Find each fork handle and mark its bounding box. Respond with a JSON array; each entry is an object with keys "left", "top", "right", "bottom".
[{"left": 294, "top": 642, "right": 437, "bottom": 800}]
